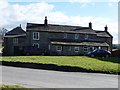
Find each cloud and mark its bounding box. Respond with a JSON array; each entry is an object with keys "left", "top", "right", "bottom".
[
  {"left": 0, "top": 0, "right": 8, "bottom": 9},
  {"left": 108, "top": 2, "right": 114, "bottom": 6},
  {"left": 69, "top": 0, "right": 92, "bottom": 3},
  {"left": 69, "top": 0, "right": 118, "bottom": 7},
  {"left": 109, "top": 0, "right": 119, "bottom": 2},
  {"left": 0, "top": 1, "right": 118, "bottom": 44},
  {"left": 0, "top": 2, "right": 54, "bottom": 29},
  {"left": 8, "top": 0, "right": 120, "bottom": 3}
]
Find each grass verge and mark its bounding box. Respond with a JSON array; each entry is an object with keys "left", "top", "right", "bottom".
[
  {"left": 0, "top": 85, "right": 31, "bottom": 90},
  {"left": 1, "top": 56, "right": 120, "bottom": 74}
]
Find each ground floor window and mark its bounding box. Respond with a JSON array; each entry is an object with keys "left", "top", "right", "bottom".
[
  {"left": 56, "top": 46, "right": 62, "bottom": 51},
  {"left": 33, "top": 43, "right": 39, "bottom": 48},
  {"left": 74, "top": 47, "right": 79, "bottom": 52},
  {"left": 68, "top": 46, "right": 71, "bottom": 51},
  {"left": 83, "top": 46, "right": 88, "bottom": 53},
  {"left": 48, "top": 44, "right": 51, "bottom": 50}
]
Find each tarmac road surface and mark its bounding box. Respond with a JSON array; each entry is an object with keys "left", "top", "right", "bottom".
[{"left": 0, "top": 65, "right": 118, "bottom": 88}]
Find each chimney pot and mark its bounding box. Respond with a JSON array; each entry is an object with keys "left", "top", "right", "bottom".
[
  {"left": 44, "top": 16, "right": 48, "bottom": 26},
  {"left": 20, "top": 24, "right": 21, "bottom": 28},
  {"left": 89, "top": 22, "right": 92, "bottom": 29},
  {"left": 105, "top": 25, "right": 108, "bottom": 32}
]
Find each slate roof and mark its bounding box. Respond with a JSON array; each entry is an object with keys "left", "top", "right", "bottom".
[
  {"left": 5, "top": 26, "right": 26, "bottom": 36},
  {"left": 26, "top": 22, "right": 112, "bottom": 38},
  {"left": 26, "top": 23, "right": 96, "bottom": 34},
  {"left": 95, "top": 31, "right": 113, "bottom": 38}
]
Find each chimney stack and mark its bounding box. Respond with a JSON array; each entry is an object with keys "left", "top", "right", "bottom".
[
  {"left": 20, "top": 24, "right": 21, "bottom": 28},
  {"left": 89, "top": 22, "right": 92, "bottom": 29},
  {"left": 104, "top": 25, "right": 108, "bottom": 32},
  {"left": 44, "top": 16, "right": 48, "bottom": 26}
]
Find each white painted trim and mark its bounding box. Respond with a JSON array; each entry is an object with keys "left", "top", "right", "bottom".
[
  {"left": 75, "top": 34, "right": 79, "bottom": 39},
  {"left": 33, "top": 32, "right": 39, "bottom": 40},
  {"left": 85, "top": 34, "right": 89, "bottom": 39},
  {"left": 33, "top": 43, "right": 39, "bottom": 48},
  {"left": 56, "top": 46, "right": 62, "bottom": 51},
  {"left": 48, "top": 44, "right": 51, "bottom": 50},
  {"left": 13, "top": 38, "right": 18, "bottom": 44},
  {"left": 63, "top": 33, "right": 67, "bottom": 38},
  {"left": 83, "top": 46, "right": 88, "bottom": 52},
  {"left": 74, "top": 47, "right": 79, "bottom": 52}
]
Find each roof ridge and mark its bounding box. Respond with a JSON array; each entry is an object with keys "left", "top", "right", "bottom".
[
  {"left": 5, "top": 26, "right": 26, "bottom": 36},
  {"left": 94, "top": 30, "right": 105, "bottom": 32},
  {"left": 27, "top": 23, "right": 84, "bottom": 28}
]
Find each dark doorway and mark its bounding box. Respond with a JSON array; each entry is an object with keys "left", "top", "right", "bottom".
[{"left": 14, "top": 46, "right": 24, "bottom": 55}]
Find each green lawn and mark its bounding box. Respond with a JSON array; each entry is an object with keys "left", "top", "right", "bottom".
[
  {"left": 1, "top": 56, "right": 120, "bottom": 74},
  {"left": 0, "top": 85, "right": 31, "bottom": 90},
  {"left": 0, "top": 85, "right": 22, "bottom": 88}
]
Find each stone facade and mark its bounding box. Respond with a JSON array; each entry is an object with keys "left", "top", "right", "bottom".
[
  {"left": 3, "top": 17, "right": 113, "bottom": 56},
  {"left": 3, "top": 26, "right": 26, "bottom": 55}
]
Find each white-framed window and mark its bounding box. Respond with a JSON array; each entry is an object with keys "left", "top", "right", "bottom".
[
  {"left": 68, "top": 46, "right": 71, "bottom": 51},
  {"left": 75, "top": 34, "right": 79, "bottom": 39},
  {"left": 83, "top": 46, "right": 88, "bottom": 52},
  {"left": 33, "top": 43, "right": 39, "bottom": 48},
  {"left": 48, "top": 44, "right": 51, "bottom": 50},
  {"left": 85, "top": 34, "right": 89, "bottom": 39},
  {"left": 13, "top": 38, "right": 18, "bottom": 44},
  {"left": 63, "top": 33, "right": 67, "bottom": 38},
  {"left": 74, "top": 47, "right": 79, "bottom": 52},
  {"left": 33, "top": 32, "right": 39, "bottom": 40},
  {"left": 56, "top": 46, "right": 62, "bottom": 51}
]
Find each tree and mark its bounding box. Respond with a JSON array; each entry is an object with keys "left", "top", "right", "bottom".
[{"left": 0, "top": 28, "right": 8, "bottom": 40}]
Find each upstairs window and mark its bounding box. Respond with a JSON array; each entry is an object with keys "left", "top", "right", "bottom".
[
  {"left": 85, "top": 34, "right": 89, "bottom": 40},
  {"left": 63, "top": 33, "right": 67, "bottom": 38},
  {"left": 13, "top": 38, "right": 18, "bottom": 44},
  {"left": 56, "top": 46, "right": 62, "bottom": 51},
  {"left": 33, "top": 32, "right": 39, "bottom": 40},
  {"left": 75, "top": 34, "right": 79, "bottom": 39},
  {"left": 33, "top": 43, "right": 39, "bottom": 48},
  {"left": 74, "top": 47, "right": 79, "bottom": 52}
]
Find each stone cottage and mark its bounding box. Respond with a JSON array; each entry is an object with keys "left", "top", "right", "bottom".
[{"left": 3, "top": 16, "right": 113, "bottom": 55}]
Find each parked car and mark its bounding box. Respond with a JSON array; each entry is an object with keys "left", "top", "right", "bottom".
[{"left": 86, "top": 49, "right": 111, "bottom": 57}]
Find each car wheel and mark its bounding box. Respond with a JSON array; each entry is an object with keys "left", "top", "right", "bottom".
[
  {"left": 105, "top": 54, "right": 109, "bottom": 57},
  {"left": 91, "top": 54, "right": 94, "bottom": 57}
]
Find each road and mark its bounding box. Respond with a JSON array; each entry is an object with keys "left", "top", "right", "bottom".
[{"left": 0, "top": 65, "right": 118, "bottom": 88}]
